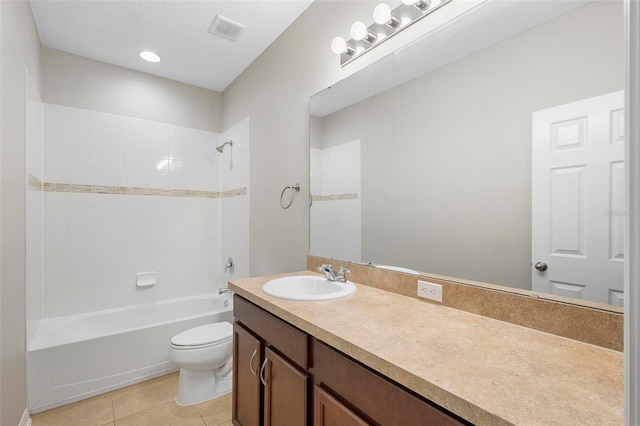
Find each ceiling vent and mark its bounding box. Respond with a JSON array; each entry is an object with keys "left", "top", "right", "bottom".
[{"left": 208, "top": 15, "right": 246, "bottom": 41}]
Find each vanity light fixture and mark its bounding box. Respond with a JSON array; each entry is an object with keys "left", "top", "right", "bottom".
[
  {"left": 139, "top": 50, "right": 161, "bottom": 63},
  {"left": 331, "top": 0, "right": 451, "bottom": 66}
]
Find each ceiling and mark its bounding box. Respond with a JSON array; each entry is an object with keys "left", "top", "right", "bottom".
[{"left": 30, "top": 0, "right": 313, "bottom": 92}]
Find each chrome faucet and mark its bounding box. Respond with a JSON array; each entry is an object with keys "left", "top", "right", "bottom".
[
  {"left": 317, "top": 264, "right": 350, "bottom": 283},
  {"left": 218, "top": 288, "right": 232, "bottom": 295}
]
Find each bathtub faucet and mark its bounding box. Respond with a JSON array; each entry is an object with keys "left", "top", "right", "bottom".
[{"left": 218, "top": 288, "right": 232, "bottom": 295}]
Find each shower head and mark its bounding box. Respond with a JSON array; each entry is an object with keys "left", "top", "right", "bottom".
[{"left": 216, "top": 140, "right": 233, "bottom": 153}]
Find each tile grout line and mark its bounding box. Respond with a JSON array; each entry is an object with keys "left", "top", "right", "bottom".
[
  {"left": 195, "top": 404, "right": 204, "bottom": 425},
  {"left": 195, "top": 402, "right": 208, "bottom": 426},
  {"left": 110, "top": 391, "right": 116, "bottom": 425}
]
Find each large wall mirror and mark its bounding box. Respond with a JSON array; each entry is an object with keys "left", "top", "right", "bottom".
[{"left": 309, "top": 0, "right": 625, "bottom": 310}]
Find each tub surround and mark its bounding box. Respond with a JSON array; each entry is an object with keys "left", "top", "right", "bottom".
[
  {"left": 228, "top": 273, "right": 623, "bottom": 425},
  {"left": 31, "top": 103, "right": 250, "bottom": 323},
  {"left": 309, "top": 256, "right": 623, "bottom": 351}
]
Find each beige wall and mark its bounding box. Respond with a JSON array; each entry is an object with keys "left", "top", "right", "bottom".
[
  {"left": 223, "top": 0, "right": 435, "bottom": 276},
  {"left": 42, "top": 48, "right": 222, "bottom": 132},
  {"left": 315, "top": 1, "right": 624, "bottom": 289},
  {"left": 0, "top": 1, "right": 41, "bottom": 424}
]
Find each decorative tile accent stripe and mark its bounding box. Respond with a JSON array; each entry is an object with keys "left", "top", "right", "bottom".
[
  {"left": 311, "top": 193, "right": 358, "bottom": 202},
  {"left": 40, "top": 181, "right": 248, "bottom": 199},
  {"left": 28, "top": 174, "right": 43, "bottom": 191},
  {"left": 222, "top": 187, "right": 247, "bottom": 198}
]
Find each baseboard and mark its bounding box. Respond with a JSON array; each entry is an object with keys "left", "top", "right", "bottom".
[{"left": 19, "top": 408, "right": 32, "bottom": 426}]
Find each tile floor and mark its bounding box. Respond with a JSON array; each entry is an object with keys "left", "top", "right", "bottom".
[{"left": 31, "top": 373, "right": 232, "bottom": 426}]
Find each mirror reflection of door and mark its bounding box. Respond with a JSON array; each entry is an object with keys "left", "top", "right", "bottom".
[{"left": 532, "top": 91, "right": 624, "bottom": 306}]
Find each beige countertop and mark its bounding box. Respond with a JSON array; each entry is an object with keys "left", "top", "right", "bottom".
[{"left": 229, "top": 272, "right": 624, "bottom": 426}]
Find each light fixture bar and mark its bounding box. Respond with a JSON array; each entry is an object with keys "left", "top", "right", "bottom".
[{"left": 334, "top": 0, "right": 452, "bottom": 67}]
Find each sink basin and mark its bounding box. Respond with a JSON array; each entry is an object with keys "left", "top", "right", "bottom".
[{"left": 263, "top": 275, "right": 356, "bottom": 301}]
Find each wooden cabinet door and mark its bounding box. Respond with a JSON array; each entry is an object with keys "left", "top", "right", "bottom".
[
  {"left": 314, "top": 385, "right": 371, "bottom": 426},
  {"left": 263, "top": 347, "right": 308, "bottom": 426},
  {"left": 233, "top": 323, "right": 262, "bottom": 426}
]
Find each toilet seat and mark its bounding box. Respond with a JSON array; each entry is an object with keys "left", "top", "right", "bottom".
[{"left": 171, "top": 323, "right": 232, "bottom": 349}]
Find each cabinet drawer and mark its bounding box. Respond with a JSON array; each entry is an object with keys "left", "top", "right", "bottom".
[
  {"left": 314, "top": 385, "right": 371, "bottom": 426},
  {"left": 234, "top": 295, "right": 308, "bottom": 369},
  {"left": 312, "top": 339, "right": 470, "bottom": 426}
]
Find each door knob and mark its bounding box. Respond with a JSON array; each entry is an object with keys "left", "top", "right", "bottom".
[{"left": 534, "top": 262, "right": 548, "bottom": 271}]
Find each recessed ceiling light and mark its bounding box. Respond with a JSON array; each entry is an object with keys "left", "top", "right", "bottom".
[{"left": 139, "top": 51, "right": 161, "bottom": 63}]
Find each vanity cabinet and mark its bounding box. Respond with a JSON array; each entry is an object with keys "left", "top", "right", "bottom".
[
  {"left": 232, "top": 295, "right": 309, "bottom": 426},
  {"left": 233, "top": 295, "right": 468, "bottom": 426}
]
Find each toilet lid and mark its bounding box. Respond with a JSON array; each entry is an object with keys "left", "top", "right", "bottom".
[{"left": 171, "top": 322, "right": 233, "bottom": 347}]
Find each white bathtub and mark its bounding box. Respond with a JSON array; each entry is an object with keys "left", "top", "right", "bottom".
[{"left": 28, "top": 293, "right": 233, "bottom": 413}]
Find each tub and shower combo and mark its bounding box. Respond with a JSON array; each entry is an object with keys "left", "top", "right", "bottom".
[{"left": 28, "top": 292, "right": 233, "bottom": 413}]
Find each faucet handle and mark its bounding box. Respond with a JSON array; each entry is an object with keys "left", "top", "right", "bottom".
[
  {"left": 317, "top": 264, "right": 332, "bottom": 272},
  {"left": 336, "top": 266, "right": 350, "bottom": 282}
]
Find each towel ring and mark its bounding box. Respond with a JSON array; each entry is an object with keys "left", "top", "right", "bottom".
[{"left": 280, "top": 183, "right": 300, "bottom": 209}]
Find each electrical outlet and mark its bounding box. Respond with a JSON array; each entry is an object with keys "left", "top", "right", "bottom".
[{"left": 417, "top": 280, "right": 443, "bottom": 302}]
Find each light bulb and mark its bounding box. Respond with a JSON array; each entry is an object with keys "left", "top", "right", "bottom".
[
  {"left": 373, "top": 3, "right": 392, "bottom": 25},
  {"left": 373, "top": 3, "right": 399, "bottom": 27},
  {"left": 139, "top": 51, "right": 161, "bottom": 63},
  {"left": 331, "top": 37, "right": 348, "bottom": 54},
  {"left": 350, "top": 21, "right": 376, "bottom": 43},
  {"left": 331, "top": 36, "right": 357, "bottom": 56},
  {"left": 350, "top": 21, "right": 368, "bottom": 40}
]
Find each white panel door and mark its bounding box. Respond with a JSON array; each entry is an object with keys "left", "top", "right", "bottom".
[{"left": 532, "top": 91, "right": 624, "bottom": 305}]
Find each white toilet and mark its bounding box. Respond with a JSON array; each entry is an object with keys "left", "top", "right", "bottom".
[{"left": 168, "top": 322, "right": 233, "bottom": 406}]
